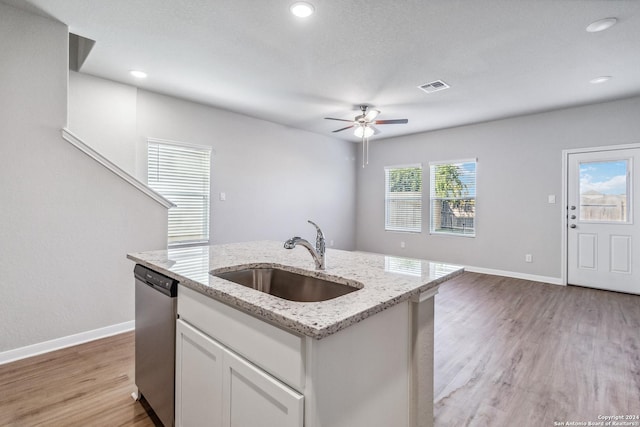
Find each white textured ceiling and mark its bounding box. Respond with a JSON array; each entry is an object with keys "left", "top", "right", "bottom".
[{"left": 6, "top": 0, "right": 640, "bottom": 142}]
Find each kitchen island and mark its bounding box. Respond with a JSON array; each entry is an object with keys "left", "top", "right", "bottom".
[{"left": 128, "top": 241, "right": 464, "bottom": 427}]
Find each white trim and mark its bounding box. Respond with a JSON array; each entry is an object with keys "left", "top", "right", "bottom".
[
  {"left": 383, "top": 162, "right": 422, "bottom": 170},
  {"left": 561, "top": 149, "right": 569, "bottom": 285},
  {"left": 61, "top": 128, "right": 175, "bottom": 209},
  {"left": 428, "top": 230, "right": 476, "bottom": 238},
  {"left": 562, "top": 143, "right": 640, "bottom": 156},
  {"left": 147, "top": 137, "right": 215, "bottom": 155},
  {"left": 464, "top": 265, "right": 563, "bottom": 286},
  {"left": 561, "top": 142, "right": 640, "bottom": 286},
  {"left": 0, "top": 321, "right": 135, "bottom": 365},
  {"left": 428, "top": 157, "right": 478, "bottom": 166}
]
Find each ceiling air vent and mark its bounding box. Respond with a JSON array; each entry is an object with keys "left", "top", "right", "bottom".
[{"left": 418, "top": 80, "right": 449, "bottom": 94}]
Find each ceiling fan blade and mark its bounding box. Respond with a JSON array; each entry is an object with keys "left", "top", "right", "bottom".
[
  {"left": 370, "top": 125, "right": 381, "bottom": 135},
  {"left": 325, "top": 117, "right": 354, "bottom": 123},
  {"left": 332, "top": 125, "right": 355, "bottom": 133},
  {"left": 364, "top": 109, "right": 380, "bottom": 122},
  {"left": 374, "top": 119, "right": 408, "bottom": 125}
]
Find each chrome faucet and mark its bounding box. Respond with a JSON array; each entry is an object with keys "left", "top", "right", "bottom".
[{"left": 284, "top": 220, "right": 326, "bottom": 270}]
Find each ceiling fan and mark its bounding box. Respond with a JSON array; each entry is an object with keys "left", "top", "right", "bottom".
[{"left": 325, "top": 105, "right": 408, "bottom": 167}]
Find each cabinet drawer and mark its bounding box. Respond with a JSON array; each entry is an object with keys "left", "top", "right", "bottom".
[{"left": 178, "top": 285, "right": 305, "bottom": 391}]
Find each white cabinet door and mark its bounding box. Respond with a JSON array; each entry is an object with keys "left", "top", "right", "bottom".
[
  {"left": 222, "top": 350, "right": 304, "bottom": 427},
  {"left": 177, "top": 319, "right": 304, "bottom": 427},
  {"left": 176, "top": 319, "right": 224, "bottom": 427}
]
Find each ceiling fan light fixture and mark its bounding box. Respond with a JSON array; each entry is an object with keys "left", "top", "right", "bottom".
[
  {"left": 354, "top": 125, "right": 374, "bottom": 138},
  {"left": 290, "top": 2, "right": 315, "bottom": 18},
  {"left": 325, "top": 106, "right": 408, "bottom": 168}
]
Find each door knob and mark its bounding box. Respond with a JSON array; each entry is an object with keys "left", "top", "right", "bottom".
[
  {"left": 570, "top": 224, "right": 577, "bottom": 228},
  {"left": 570, "top": 206, "right": 576, "bottom": 210}
]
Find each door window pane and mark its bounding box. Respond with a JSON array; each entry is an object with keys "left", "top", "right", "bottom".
[{"left": 579, "top": 160, "right": 629, "bottom": 222}]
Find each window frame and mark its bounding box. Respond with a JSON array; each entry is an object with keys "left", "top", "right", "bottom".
[
  {"left": 384, "top": 163, "right": 423, "bottom": 233},
  {"left": 147, "top": 138, "right": 212, "bottom": 248},
  {"left": 578, "top": 158, "right": 631, "bottom": 224},
  {"left": 429, "top": 158, "right": 477, "bottom": 238}
]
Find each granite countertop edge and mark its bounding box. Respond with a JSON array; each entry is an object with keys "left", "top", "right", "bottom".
[{"left": 127, "top": 241, "right": 465, "bottom": 340}]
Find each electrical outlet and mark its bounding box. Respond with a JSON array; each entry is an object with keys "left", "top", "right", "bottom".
[
  {"left": 219, "top": 192, "right": 226, "bottom": 201},
  {"left": 329, "top": 240, "right": 334, "bottom": 247},
  {"left": 525, "top": 254, "right": 533, "bottom": 263},
  {"left": 400, "top": 241, "right": 406, "bottom": 249}
]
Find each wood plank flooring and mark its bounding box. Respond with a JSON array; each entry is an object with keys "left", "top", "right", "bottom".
[
  {"left": 434, "top": 273, "right": 640, "bottom": 426},
  {"left": 0, "top": 332, "right": 154, "bottom": 426},
  {"left": 1, "top": 272, "right": 638, "bottom": 426}
]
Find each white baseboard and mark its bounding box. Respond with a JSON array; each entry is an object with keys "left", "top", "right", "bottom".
[
  {"left": 464, "top": 265, "right": 563, "bottom": 286},
  {"left": 0, "top": 320, "right": 135, "bottom": 366}
]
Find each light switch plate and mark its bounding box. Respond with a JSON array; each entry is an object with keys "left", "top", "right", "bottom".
[{"left": 548, "top": 195, "right": 556, "bottom": 204}]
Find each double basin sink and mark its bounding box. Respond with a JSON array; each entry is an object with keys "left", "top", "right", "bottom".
[{"left": 212, "top": 267, "right": 361, "bottom": 302}]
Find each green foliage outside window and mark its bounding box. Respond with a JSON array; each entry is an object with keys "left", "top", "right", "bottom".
[
  {"left": 433, "top": 164, "right": 466, "bottom": 199},
  {"left": 388, "top": 168, "right": 422, "bottom": 192}
]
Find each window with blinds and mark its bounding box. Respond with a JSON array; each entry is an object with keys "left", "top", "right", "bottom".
[
  {"left": 384, "top": 165, "right": 422, "bottom": 232},
  {"left": 148, "top": 139, "right": 211, "bottom": 246},
  {"left": 429, "top": 159, "right": 477, "bottom": 237}
]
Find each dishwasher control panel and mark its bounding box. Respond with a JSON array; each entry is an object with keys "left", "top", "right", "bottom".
[{"left": 134, "top": 264, "right": 178, "bottom": 297}]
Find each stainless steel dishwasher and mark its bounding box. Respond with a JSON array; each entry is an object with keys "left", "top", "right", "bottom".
[{"left": 134, "top": 264, "right": 178, "bottom": 427}]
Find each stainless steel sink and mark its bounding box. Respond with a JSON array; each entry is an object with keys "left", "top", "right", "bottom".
[{"left": 212, "top": 267, "right": 360, "bottom": 302}]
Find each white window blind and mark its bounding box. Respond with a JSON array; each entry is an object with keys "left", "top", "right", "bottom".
[
  {"left": 429, "top": 159, "right": 477, "bottom": 236},
  {"left": 384, "top": 165, "right": 422, "bottom": 232},
  {"left": 148, "top": 139, "right": 211, "bottom": 246}
]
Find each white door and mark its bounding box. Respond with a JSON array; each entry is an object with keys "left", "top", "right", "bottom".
[
  {"left": 222, "top": 349, "right": 304, "bottom": 427},
  {"left": 567, "top": 147, "right": 639, "bottom": 294},
  {"left": 176, "top": 319, "right": 224, "bottom": 427}
]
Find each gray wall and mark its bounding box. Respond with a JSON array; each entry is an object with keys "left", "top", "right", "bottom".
[
  {"left": 68, "top": 72, "right": 138, "bottom": 176},
  {"left": 355, "top": 96, "right": 640, "bottom": 281},
  {"left": 69, "top": 73, "right": 358, "bottom": 250},
  {"left": 0, "top": 3, "right": 167, "bottom": 353}
]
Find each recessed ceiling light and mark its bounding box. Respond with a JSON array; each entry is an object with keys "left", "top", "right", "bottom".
[
  {"left": 590, "top": 76, "right": 612, "bottom": 84},
  {"left": 586, "top": 17, "right": 617, "bottom": 33},
  {"left": 290, "top": 2, "right": 314, "bottom": 18},
  {"left": 129, "top": 70, "right": 147, "bottom": 79}
]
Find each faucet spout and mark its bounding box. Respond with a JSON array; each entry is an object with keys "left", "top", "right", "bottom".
[{"left": 284, "top": 221, "right": 326, "bottom": 270}]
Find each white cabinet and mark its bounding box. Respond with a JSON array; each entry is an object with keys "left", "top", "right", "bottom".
[
  {"left": 176, "top": 319, "right": 224, "bottom": 427},
  {"left": 177, "top": 285, "right": 434, "bottom": 427},
  {"left": 176, "top": 319, "right": 304, "bottom": 427},
  {"left": 222, "top": 348, "right": 303, "bottom": 427}
]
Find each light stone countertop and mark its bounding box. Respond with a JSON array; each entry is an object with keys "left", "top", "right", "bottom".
[{"left": 127, "top": 241, "right": 464, "bottom": 339}]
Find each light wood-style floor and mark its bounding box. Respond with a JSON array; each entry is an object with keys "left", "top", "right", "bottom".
[
  {"left": 1, "top": 272, "right": 638, "bottom": 426},
  {"left": 0, "top": 331, "right": 154, "bottom": 426},
  {"left": 434, "top": 273, "right": 640, "bottom": 426}
]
